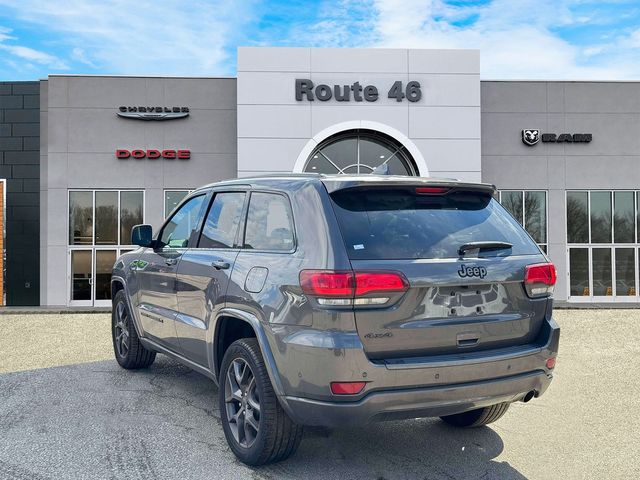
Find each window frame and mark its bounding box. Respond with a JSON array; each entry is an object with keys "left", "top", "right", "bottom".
[
  {"left": 195, "top": 189, "right": 249, "bottom": 250},
  {"left": 68, "top": 189, "right": 146, "bottom": 247},
  {"left": 67, "top": 188, "right": 145, "bottom": 307},
  {"left": 565, "top": 189, "right": 640, "bottom": 302},
  {"left": 239, "top": 190, "right": 298, "bottom": 254}
]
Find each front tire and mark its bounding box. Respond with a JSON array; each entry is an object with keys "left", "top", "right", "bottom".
[
  {"left": 219, "top": 338, "right": 303, "bottom": 466},
  {"left": 440, "top": 402, "right": 510, "bottom": 428},
  {"left": 112, "top": 290, "right": 156, "bottom": 369}
]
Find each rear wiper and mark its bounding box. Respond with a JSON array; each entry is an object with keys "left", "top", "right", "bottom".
[{"left": 458, "top": 241, "right": 513, "bottom": 256}]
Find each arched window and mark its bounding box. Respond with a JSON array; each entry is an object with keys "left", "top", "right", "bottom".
[{"left": 303, "top": 129, "right": 417, "bottom": 176}]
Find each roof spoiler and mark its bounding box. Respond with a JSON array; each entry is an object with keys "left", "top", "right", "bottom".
[{"left": 320, "top": 176, "right": 497, "bottom": 196}]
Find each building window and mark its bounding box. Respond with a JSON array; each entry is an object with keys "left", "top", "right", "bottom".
[
  {"left": 498, "top": 190, "right": 547, "bottom": 252},
  {"left": 303, "top": 129, "right": 417, "bottom": 176},
  {"left": 164, "top": 190, "right": 192, "bottom": 218},
  {"left": 566, "top": 190, "right": 639, "bottom": 300},
  {"left": 68, "top": 190, "right": 144, "bottom": 306}
]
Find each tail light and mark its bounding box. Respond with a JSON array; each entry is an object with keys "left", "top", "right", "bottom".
[
  {"left": 300, "top": 270, "right": 409, "bottom": 306},
  {"left": 524, "top": 263, "right": 556, "bottom": 298},
  {"left": 415, "top": 187, "right": 449, "bottom": 194}
]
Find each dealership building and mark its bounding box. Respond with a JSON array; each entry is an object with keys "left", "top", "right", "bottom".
[{"left": 0, "top": 47, "right": 638, "bottom": 307}]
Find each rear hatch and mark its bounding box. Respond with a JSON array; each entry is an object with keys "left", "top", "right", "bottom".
[{"left": 326, "top": 181, "right": 551, "bottom": 360}]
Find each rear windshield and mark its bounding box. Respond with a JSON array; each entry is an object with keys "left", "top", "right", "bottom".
[{"left": 330, "top": 187, "right": 540, "bottom": 260}]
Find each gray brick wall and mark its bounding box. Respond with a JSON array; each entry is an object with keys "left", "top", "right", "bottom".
[{"left": 0, "top": 81, "right": 39, "bottom": 305}]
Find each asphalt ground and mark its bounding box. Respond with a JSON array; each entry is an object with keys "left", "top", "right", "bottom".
[{"left": 0, "top": 309, "right": 638, "bottom": 479}]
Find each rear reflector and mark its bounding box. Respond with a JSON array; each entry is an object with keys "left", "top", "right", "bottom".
[
  {"left": 300, "top": 270, "right": 408, "bottom": 306},
  {"left": 330, "top": 381, "right": 366, "bottom": 395},
  {"left": 524, "top": 262, "right": 557, "bottom": 298},
  {"left": 546, "top": 357, "right": 556, "bottom": 369},
  {"left": 415, "top": 187, "right": 449, "bottom": 194}
]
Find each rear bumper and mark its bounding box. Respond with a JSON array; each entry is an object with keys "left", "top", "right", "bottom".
[
  {"left": 270, "top": 317, "right": 559, "bottom": 427},
  {"left": 284, "top": 370, "right": 551, "bottom": 427}
]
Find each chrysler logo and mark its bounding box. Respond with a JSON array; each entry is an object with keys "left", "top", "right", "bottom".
[
  {"left": 117, "top": 106, "right": 189, "bottom": 121},
  {"left": 522, "top": 129, "right": 540, "bottom": 146}
]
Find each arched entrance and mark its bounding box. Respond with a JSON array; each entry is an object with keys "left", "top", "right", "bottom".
[
  {"left": 292, "top": 121, "right": 428, "bottom": 176},
  {"left": 303, "top": 129, "right": 418, "bottom": 175}
]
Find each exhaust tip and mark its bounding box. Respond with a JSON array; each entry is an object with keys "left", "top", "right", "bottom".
[{"left": 522, "top": 390, "right": 536, "bottom": 403}]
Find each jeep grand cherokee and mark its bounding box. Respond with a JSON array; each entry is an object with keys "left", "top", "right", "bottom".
[{"left": 111, "top": 174, "right": 559, "bottom": 465}]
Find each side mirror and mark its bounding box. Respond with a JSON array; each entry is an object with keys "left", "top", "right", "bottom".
[{"left": 131, "top": 224, "right": 154, "bottom": 247}]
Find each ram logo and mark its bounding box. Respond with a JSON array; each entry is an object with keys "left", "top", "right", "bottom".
[{"left": 522, "top": 129, "right": 540, "bottom": 146}]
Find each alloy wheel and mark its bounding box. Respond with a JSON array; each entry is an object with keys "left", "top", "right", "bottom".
[
  {"left": 114, "top": 301, "right": 130, "bottom": 358},
  {"left": 224, "top": 358, "right": 261, "bottom": 448}
]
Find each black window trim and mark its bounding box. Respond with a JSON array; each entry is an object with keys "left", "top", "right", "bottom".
[
  {"left": 194, "top": 188, "right": 250, "bottom": 250},
  {"left": 239, "top": 189, "right": 298, "bottom": 254}
]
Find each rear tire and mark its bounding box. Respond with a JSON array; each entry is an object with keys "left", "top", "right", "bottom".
[
  {"left": 219, "top": 338, "right": 303, "bottom": 466},
  {"left": 440, "top": 402, "right": 510, "bottom": 428},
  {"left": 112, "top": 290, "right": 156, "bottom": 369}
]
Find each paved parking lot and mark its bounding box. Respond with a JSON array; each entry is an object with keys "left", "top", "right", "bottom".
[{"left": 0, "top": 309, "right": 639, "bottom": 479}]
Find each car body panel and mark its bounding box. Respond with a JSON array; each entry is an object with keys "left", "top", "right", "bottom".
[{"left": 176, "top": 248, "right": 240, "bottom": 366}]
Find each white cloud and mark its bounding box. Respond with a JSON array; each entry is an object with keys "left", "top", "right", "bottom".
[
  {"left": 0, "top": 26, "right": 69, "bottom": 70},
  {"left": 0, "top": 44, "right": 69, "bottom": 69},
  {"left": 0, "top": 0, "right": 639, "bottom": 79},
  {"left": 0, "top": 0, "right": 257, "bottom": 76},
  {"left": 366, "top": 0, "right": 640, "bottom": 80}
]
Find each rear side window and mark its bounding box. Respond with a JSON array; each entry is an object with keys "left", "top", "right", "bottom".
[
  {"left": 198, "top": 192, "right": 246, "bottom": 248},
  {"left": 244, "top": 192, "right": 295, "bottom": 251},
  {"left": 330, "top": 188, "right": 540, "bottom": 260}
]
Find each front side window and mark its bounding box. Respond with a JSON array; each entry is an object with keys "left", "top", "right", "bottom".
[
  {"left": 198, "top": 192, "right": 246, "bottom": 249},
  {"left": 160, "top": 195, "right": 205, "bottom": 248},
  {"left": 244, "top": 193, "right": 295, "bottom": 251}
]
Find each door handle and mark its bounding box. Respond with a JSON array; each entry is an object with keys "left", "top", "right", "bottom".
[
  {"left": 165, "top": 258, "right": 178, "bottom": 266},
  {"left": 212, "top": 260, "right": 230, "bottom": 270}
]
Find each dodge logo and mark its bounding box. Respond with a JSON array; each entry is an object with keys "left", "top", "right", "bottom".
[{"left": 522, "top": 129, "right": 540, "bottom": 146}]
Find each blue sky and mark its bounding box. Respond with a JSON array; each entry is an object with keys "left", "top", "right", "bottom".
[{"left": 0, "top": 0, "right": 639, "bottom": 80}]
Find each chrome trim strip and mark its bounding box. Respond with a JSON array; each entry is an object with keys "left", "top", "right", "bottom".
[{"left": 175, "top": 312, "right": 206, "bottom": 330}]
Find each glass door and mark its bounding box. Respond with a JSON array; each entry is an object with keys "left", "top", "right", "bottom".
[
  {"left": 69, "top": 249, "right": 93, "bottom": 307},
  {"left": 94, "top": 249, "right": 118, "bottom": 307},
  {"left": 68, "top": 190, "right": 144, "bottom": 306}
]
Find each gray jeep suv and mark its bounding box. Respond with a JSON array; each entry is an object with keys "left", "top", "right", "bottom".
[{"left": 111, "top": 174, "right": 559, "bottom": 465}]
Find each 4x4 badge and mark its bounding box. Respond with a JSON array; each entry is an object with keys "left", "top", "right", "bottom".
[{"left": 458, "top": 265, "right": 487, "bottom": 279}]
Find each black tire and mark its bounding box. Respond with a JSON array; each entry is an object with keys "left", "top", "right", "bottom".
[
  {"left": 219, "top": 338, "right": 303, "bottom": 466},
  {"left": 112, "top": 290, "right": 156, "bottom": 369},
  {"left": 440, "top": 402, "right": 510, "bottom": 428}
]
